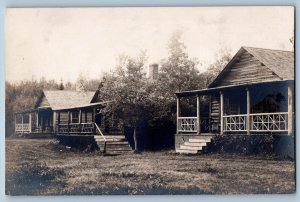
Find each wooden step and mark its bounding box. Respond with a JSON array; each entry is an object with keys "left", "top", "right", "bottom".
[
  {"left": 105, "top": 141, "right": 130, "bottom": 145},
  {"left": 180, "top": 145, "right": 203, "bottom": 150},
  {"left": 184, "top": 142, "right": 207, "bottom": 147},
  {"left": 189, "top": 138, "right": 211, "bottom": 143},
  {"left": 175, "top": 149, "right": 198, "bottom": 154},
  {"left": 190, "top": 135, "right": 213, "bottom": 139}
]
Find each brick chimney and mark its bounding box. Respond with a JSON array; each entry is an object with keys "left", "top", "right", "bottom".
[{"left": 149, "top": 63, "right": 159, "bottom": 80}]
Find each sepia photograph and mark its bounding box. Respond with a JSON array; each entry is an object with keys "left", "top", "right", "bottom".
[{"left": 5, "top": 7, "right": 295, "bottom": 195}]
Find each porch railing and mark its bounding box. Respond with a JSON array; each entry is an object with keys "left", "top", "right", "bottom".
[
  {"left": 57, "top": 122, "right": 95, "bottom": 134},
  {"left": 223, "top": 112, "right": 288, "bottom": 132},
  {"left": 178, "top": 117, "right": 197, "bottom": 132},
  {"left": 178, "top": 112, "right": 288, "bottom": 133},
  {"left": 223, "top": 114, "right": 247, "bottom": 131},
  {"left": 250, "top": 112, "right": 288, "bottom": 132},
  {"left": 15, "top": 123, "right": 30, "bottom": 133}
]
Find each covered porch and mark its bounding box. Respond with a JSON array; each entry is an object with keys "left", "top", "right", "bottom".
[
  {"left": 54, "top": 102, "right": 106, "bottom": 136},
  {"left": 176, "top": 80, "right": 294, "bottom": 136},
  {"left": 14, "top": 107, "right": 54, "bottom": 134}
]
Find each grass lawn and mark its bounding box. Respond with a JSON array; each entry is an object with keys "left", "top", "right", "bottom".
[{"left": 5, "top": 138, "right": 295, "bottom": 195}]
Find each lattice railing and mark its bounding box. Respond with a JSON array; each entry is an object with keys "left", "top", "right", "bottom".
[
  {"left": 81, "top": 123, "right": 94, "bottom": 133},
  {"left": 15, "top": 124, "right": 30, "bottom": 132},
  {"left": 250, "top": 112, "right": 288, "bottom": 132},
  {"left": 223, "top": 114, "right": 247, "bottom": 131},
  {"left": 57, "top": 123, "right": 95, "bottom": 134},
  {"left": 178, "top": 117, "right": 197, "bottom": 132}
]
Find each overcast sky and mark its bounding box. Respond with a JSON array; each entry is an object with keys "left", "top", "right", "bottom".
[{"left": 5, "top": 7, "right": 294, "bottom": 83}]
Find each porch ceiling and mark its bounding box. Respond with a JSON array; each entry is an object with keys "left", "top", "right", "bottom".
[{"left": 176, "top": 79, "right": 293, "bottom": 97}]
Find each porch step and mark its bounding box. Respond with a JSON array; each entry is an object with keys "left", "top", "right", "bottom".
[
  {"left": 180, "top": 145, "right": 203, "bottom": 150},
  {"left": 188, "top": 138, "right": 211, "bottom": 143},
  {"left": 176, "top": 136, "right": 214, "bottom": 154},
  {"left": 94, "top": 135, "right": 132, "bottom": 154},
  {"left": 184, "top": 142, "right": 207, "bottom": 147},
  {"left": 175, "top": 148, "right": 198, "bottom": 154}
]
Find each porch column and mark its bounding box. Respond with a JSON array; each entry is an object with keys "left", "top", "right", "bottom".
[
  {"left": 288, "top": 83, "right": 294, "bottom": 135},
  {"left": 93, "top": 107, "right": 96, "bottom": 134},
  {"left": 21, "top": 114, "right": 24, "bottom": 133},
  {"left": 68, "top": 111, "right": 70, "bottom": 135},
  {"left": 79, "top": 109, "right": 82, "bottom": 133},
  {"left": 176, "top": 96, "right": 180, "bottom": 134},
  {"left": 220, "top": 92, "right": 224, "bottom": 135},
  {"left": 14, "top": 114, "right": 17, "bottom": 133},
  {"left": 53, "top": 111, "right": 57, "bottom": 133},
  {"left": 36, "top": 112, "right": 39, "bottom": 132},
  {"left": 197, "top": 95, "right": 201, "bottom": 135},
  {"left": 57, "top": 112, "right": 61, "bottom": 133},
  {"left": 246, "top": 88, "right": 251, "bottom": 135},
  {"left": 79, "top": 110, "right": 82, "bottom": 123},
  {"left": 29, "top": 113, "right": 32, "bottom": 132}
]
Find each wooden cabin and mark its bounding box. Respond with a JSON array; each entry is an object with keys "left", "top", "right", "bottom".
[
  {"left": 14, "top": 90, "right": 132, "bottom": 153},
  {"left": 14, "top": 90, "right": 100, "bottom": 136},
  {"left": 175, "top": 47, "right": 294, "bottom": 154}
]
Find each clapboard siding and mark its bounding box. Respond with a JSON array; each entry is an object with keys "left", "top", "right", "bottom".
[{"left": 211, "top": 51, "right": 281, "bottom": 87}]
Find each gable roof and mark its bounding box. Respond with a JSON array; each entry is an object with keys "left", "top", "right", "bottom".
[
  {"left": 208, "top": 47, "right": 294, "bottom": 88},
  {"left": 36, "top": 90, "right": 96, "bottom": 111}
]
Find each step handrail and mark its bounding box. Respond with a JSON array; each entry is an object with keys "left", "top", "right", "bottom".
[{"left": 94, "top": 123, "right": 107, "bottom": 153}]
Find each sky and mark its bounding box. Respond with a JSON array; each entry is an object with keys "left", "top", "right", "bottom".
[{"left": 5, "top": 7, "right": 294, "bottom": 83}]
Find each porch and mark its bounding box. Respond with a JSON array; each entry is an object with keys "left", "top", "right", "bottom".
[
  {"left": 176, "top": 80, "right": 294, "bottom": 136},
  {"left": 14, "top": 107, "right": 53, "bottom": 134}
]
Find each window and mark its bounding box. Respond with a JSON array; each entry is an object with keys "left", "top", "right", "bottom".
[{"left": 71, "top": 112, "right": 79, "bottom": 123}]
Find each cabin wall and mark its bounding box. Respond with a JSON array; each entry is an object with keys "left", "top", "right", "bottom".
[
  {"left": 58, "top": 111, "right": 93, "bottom": 124},
  {"left": 211, "top": 52, "right": 281, "bottom": 87}
]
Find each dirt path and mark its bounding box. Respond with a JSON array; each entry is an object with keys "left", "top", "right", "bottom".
[{"left": 5, "top": 138, "right": 296, "bottom": 195}]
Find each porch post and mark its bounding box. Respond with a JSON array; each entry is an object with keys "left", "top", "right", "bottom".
[
  {"left": 93, "top": 107, "right": 96, "bottom": 134},
  {"left": 220, "top": 92, "right": 224, "bottom": 135},
  {"left": 197, "top": 95, "right": 201, "bottom": 135},
  {"left": 14, "top": 114, "right": 17, "bottom": 133},
  {"left": 53, "top": 111, "right": 57, "bottom": 133},
  {"left": 57, "top": 112, "right": 60, "bottom": 133},
  {"left": 288, "top": 83, "right": 294, "bottom": 135},
  {"left": 246, "top": 88, "right": 250, "bottom": 135},
  {"left": 29, "top": 113, "right": 32, "bottom": 132},
  {"left": 36, "top": 112, "right": 39, "bottom": 132},
  {"left": 176, "top": 96, "right": 180, "bottom": 134},
  {"left": 21, "top": 114, "right": 24, "bottom": 133},
  {"left": 68, "top": 111, "right": 70, "bottom": 135},
  {"left": 79, "top": 109, "right": 82, "bottom": 133}
]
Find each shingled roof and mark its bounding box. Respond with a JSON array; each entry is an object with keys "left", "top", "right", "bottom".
[
  {"left": 208, "top": 46, "right": 294, "bottom": 88},
  {"left": 37, "top": 90, "right": 96, "bottom": 110},
  {"left": 243, "top": 47, "right": 294, "bottom": 80}
]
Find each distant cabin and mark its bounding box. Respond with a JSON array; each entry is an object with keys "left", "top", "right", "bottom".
[
  {"left": 175, "top": 47, "right": 294, "bottom": 154},
  {"left": 14, "top": 90, "right": 100, "bottom": 135},
  {"left": 14, "top": 90, "right": 133, "bottom": 153}
]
